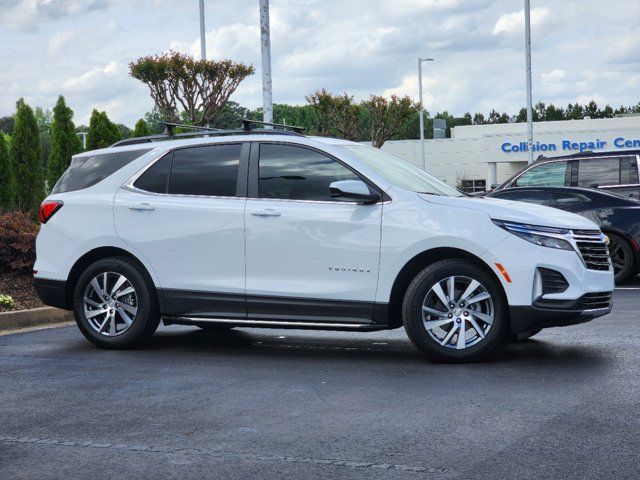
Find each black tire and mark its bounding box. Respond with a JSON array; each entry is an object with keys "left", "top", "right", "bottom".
[
  {"left": 73, "top": 257, "right": 160, "bottom": 349},
  {"left": 196, "top": 323, "right": 235, "bottom": 332},
  {"left": 608, "top": 233, "right": 634, "bottom": 283},
  {"left": 402, "top": 259, "right": 507, "bottom": 363},
  {"left": 510, "top": 328, "right": 542, "bottom": 342}
]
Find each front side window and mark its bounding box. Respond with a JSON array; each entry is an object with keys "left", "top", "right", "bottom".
[
  {"left": 169, "top": 144, "right": 241, "bottom": 196},
  {"left": 515, "top": 161, "right": 568, "bottom": 187},
  {"left": 259, "top": 144, "right": 360, "bottom": 201},
  {"left": 577, "top": 158, "right": 620, "bottom": 187}
]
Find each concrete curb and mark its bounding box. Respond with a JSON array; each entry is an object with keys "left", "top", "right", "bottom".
[{"left": 0, "top": 307, "right": 74, "bottom": 332}]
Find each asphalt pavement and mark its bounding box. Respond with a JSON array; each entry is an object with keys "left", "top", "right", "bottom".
[{"left": 1, "top": 280, "right": 639, "bottom": 479}]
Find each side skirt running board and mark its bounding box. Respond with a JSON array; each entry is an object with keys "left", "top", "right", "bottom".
[{"left": 162, "top": 316, "right": 385, "bottom": 331}]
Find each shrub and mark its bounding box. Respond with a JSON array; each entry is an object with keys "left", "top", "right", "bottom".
[
  {"left": 0, "top": 294, "right": 15, "bottom": 308},
  {"left": 0, "top": 210, "right": 39, "bottom": 272}
]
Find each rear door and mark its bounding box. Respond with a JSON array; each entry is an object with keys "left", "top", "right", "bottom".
[
  {"left": 243, "top": 142, "right": 383, "bottom": 324},
  {"left": 114, "top": 142, "right": 249, "bottom": 319}
]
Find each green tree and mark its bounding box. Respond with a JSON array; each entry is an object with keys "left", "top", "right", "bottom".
[
  {"left": 132, "top": 119, "right": 151, "bottom": 137},
  {"left": 86, "top": 109, "right": 121, "bottom": 150},
  {"left": 48, "top": 95, "right": 81, "bottom": 188},
  {"left": 306, "top": 89, "right": 361, "bottom": 140},
  {"left": 129, "top": 51, "right": 254, "bottom": 126},
  {"left": 364, "top": 95, "right": 418, "bottom": 148},
  {"left": 0, "top": 133, "right": 13, "bottom": 210},
  {"left": 11, "top": 98, "right": 44, "bottom": 212}
]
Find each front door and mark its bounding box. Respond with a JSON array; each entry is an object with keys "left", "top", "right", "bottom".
[
  {"left": 114, "top": 143, "right": 248, "bottom": 319},
  {"left": 244, "top": 142, "right": 383, "bottom": 324}
]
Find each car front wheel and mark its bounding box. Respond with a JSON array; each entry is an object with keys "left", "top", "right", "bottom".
[
  {"left": 402, "top": 259, "right": 507, "bottom": 363},
  {"left": 73, "top": 257, "right": 160, "bottom": 349}
]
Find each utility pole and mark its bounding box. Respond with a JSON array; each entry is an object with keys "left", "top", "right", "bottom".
[
  {"left": 259, "top": 0, "right": 273, "bottom": 124},
  {"left": 199, "top": 0, "right": 206, "bottom": 60},
  {"left": 418, "top": 57, "right": 434, "bottom": 171},
  {"left": 524, "top": 0, "right": 534, "bottom": 164}
]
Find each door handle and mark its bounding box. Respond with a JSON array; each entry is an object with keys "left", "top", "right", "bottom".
[
  {"left": 128, "top": 202, "right": 155, "bottom": 211},
  {"left": 251, "top": 209, "right": 281, "bottom": 218}
]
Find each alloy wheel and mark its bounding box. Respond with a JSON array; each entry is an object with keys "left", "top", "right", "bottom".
[
  {"left": 83, "top": 272, "right": 138, "bottom": 336},
  {"left": 608, "top": 238, "right": 627, "bottom": 276},
  {"left": 421, "top": 275, "right": 494, "bottom": 349}
]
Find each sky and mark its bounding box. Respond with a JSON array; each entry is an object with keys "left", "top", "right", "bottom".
[{"left": 1, "top": 0, "right": 639, "bottom": 127}]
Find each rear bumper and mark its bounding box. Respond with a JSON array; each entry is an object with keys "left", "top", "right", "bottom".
[
  {"left": 510, "top": 292, "right": 613, "bottom": 334},
  {"left": 33, "top": 278, "right": 69, "bottom": 310}
]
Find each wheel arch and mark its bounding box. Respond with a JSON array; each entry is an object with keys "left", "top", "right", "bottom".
[
  {"left": 599, "top": 227, "right": 640, "bottom": 269},
  {"left": 385, "top": 247, "right": 509, "bottom": 329},
  {"left": 64, "top": 246, "right": 160, "bottom": 310}
]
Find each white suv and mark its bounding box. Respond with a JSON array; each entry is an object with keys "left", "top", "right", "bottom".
[{"left": 34, "top": 123, "right": 615, "bottom": 362}]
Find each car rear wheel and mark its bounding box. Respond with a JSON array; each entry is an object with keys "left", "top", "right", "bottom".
[
  {"left": 402, "top": 259, "right": 507, "bottom": 363},
  {"left": 608, "top": 233, "right": 634, "bottom": 283},
  {"left": 73, "top": 257, "right": 160, "bottom": 349}
]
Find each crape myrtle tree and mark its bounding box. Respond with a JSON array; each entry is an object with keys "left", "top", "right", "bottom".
[
  {"left": 11, "top": 98, "right": 44, "bottom": 213},
  {"left": 87, "top": 109, "right": 121, "bottom": 150},
  {"left": 129, "top": 51, "right": 254, "bottom": 126},
  {"left": 364, "top": 95, "right": 418, "bottom": 148},
  {"left": 48, "top": 95, "right": 82, "bottom": 188},
  {"left": 306, "top": 89, "right": 361, "bottom": 141},
  {"left": 132, "top": 118, "right": 151, "bottom": 137},
  {"left": 0, "top": 133, "right": 13, "bottom": 210}
]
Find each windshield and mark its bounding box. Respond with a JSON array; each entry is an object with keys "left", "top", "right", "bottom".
[{"left": 338, "top": 145, "right": 463, "bottom": 197}]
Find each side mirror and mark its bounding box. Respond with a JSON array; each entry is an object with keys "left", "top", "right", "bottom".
[
  {"left": 490, "top": 183, "right": 498, "bottom": 190},
  {"left": 329, "top": 180, "right": 381, "bottom": 204}
]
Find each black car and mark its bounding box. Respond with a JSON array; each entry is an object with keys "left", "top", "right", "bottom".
[
  {"left": 494, "top": 150, "right": 640, "bottom": 199},
  {"left": 486, "top": 186, "right": 640, "bottom": 283}
]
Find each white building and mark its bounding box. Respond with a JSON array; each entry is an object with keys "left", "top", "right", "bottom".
[{"left": 380, "top": 116, "right": 640, "bottom": 189}]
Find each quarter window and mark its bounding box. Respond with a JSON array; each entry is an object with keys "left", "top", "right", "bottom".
[
  {"left": 168, "top": 144, "right": 241, "bottom": 196},
  {"left": 515, "top": 161, "right": 568, "bottom": 187},
  {"left": 258, "top": 144, "right": 360, "bottom": 201}
]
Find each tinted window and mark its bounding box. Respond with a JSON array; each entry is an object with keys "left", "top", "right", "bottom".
[
  {"left": 515, "top": 161, "right": 568, "bottom": 187},
  {"left": 493, "top": 189, "right": 551, "bottom": 206},
  {"left": 259, "top": 144, "right": 360, "bottom": 201},
  {"left": 53, "top": 149, "right": 151, "bottom": 194},
  {"left": 577, "top": 158, "right": 620, "bottom": 187},
  {"left": 133, "top": 153, "right": 172, "bottom": 193},
  {"left": 551, "top": 192, "right": 586, "bottom": 208},
  {"left": 169, "top": 144, "right": 241, "bottom": 196}
]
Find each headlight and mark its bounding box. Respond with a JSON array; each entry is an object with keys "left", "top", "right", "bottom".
[{"left": 492, "top": 220, "right": 574, "bottom": 251}]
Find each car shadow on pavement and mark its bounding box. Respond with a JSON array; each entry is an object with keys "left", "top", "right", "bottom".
[{"left": 130, "top": 326, "right": 612, "bottom": 373}]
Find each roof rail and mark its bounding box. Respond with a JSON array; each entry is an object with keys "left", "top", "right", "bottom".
[{"left": 110, "top": 119, "right": 306, "bottom": 148}]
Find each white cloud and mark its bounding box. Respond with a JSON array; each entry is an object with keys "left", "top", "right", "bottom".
[
  {"left": 492, "top": 7, "right": 551, "bottom": 36},
  {"left": 48, "top": 30, "right": 75, "bottom": 53}
]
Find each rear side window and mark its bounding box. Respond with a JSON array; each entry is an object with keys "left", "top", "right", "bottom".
[
  {"left": 551, "top": 192, "right": 586, "bottom": 208},
  {"left": 168, "top": 144, "right": 241, "bottom": 196},
  {"left": 577, "top": 158, "right": 620, "bottom": 187},
  {"left": 514, "top": 161, "right": 568, "bottom": 187},
  {"left": 53, "top": 149, "right": 151, "bottom": 194},
  {"left": 133, "top": 153, "right": 172, "bottom": 193}
]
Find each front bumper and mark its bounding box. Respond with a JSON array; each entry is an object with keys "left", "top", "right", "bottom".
[{"left": 510, "top": 291, "right": 613, "bottom": 334}]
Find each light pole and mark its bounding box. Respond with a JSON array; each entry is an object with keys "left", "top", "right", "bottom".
[
  {"left": 524, "top": 0, "right": 534, "bottom": 164},
  {"left": 199, "top": 0, "right": 206, "bottom": 60},
  {"left": 418, "top": 57, "right": 434, "bottom": 171},
  {"left": 259, "top": 0, "right": 273, "bottom": 124}
]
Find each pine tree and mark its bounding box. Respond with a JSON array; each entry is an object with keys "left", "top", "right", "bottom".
[
  {"left": 132, "top": 119, "right": 151, "bottom": 137},
  {"left": 0, "top": 133, "right": 13, "bottom": 210},
  {"left": 48, "top": 95, "right": 81, "bottom": 188},
  {"left": 87, "top": 109, "right": 121, "bottom": 150},
  {"left": 10, "top": 99, "right": 44, "bottom": 213}
]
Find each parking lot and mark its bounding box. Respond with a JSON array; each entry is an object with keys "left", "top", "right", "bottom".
[{"left": 1, "top": 278, "right": 639, "bottom": 480}]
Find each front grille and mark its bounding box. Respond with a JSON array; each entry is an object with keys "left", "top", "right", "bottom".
[
  {"left": 577, "top": 291, "right": 613, "bottom": 310},
  {"left": 571, "top": 229, "right": 611, "bottom": 271},
  {"left": 539, "top": 268, "right": 569, "bottom": 294}
]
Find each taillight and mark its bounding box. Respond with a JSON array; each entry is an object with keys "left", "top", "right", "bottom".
[{"left": 38, "top": 200, "right": 63, "bottom": 224}]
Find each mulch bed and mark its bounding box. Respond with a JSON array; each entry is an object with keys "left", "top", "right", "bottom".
[{"left": 0, "top": 271, "right": 44, "bottom": 312}]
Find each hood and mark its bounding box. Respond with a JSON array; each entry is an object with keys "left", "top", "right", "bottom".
[{"left": 419, "top": 194, "right": 599, "bottom": 230}]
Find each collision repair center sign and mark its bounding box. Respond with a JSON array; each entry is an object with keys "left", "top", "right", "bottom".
[{"left": 501, "top": 136, "right": 640, "bottom": 153}]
